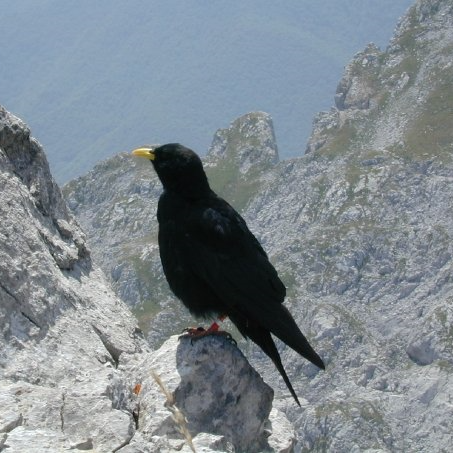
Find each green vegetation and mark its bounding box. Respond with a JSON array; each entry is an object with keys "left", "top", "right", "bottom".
[
  {"left": 308, "top": 399, "right": 388, "bottom": 452},
  {"left": 404, "top": 70, "right": 453, "bottom": 162},
  {"left": 433, "top": 303, "right": 453, "bottom": 349},
  {"left": 397, "top": 7, "right": 420, "bottom": 49},
  {"left": 206, "top": 158, "right": 262, "bottom": 213},
  {"left": 276, "top": 263, "right": 300, "bottom": 299},
  {"left": 205, "top": 118, "right": 275, "bottom": 212},
  {"left": 132, "top": 298, "right": 162, "bottom": 332},
  {"left": 316, "top": 123, "right": 358, "bottom": 161}
]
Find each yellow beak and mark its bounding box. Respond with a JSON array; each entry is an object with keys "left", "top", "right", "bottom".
[{"left": 131, "top": 146, "right": 156, "bottom": 160}]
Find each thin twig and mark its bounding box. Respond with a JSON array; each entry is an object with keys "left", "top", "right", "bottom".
[{"left": 151, "top": 370, "right": 196, "bottom": 453}]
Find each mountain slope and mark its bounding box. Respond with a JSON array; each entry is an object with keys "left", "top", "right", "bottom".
[
  {"left": 0, "top": 105, "right": 148, "bottom": 451},
  {"left": 64, "top": 1, "right": 453, "bottom": 450}
]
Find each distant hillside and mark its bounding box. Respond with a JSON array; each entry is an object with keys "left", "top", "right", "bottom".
[
  {"left": 64, "top": 1, "right": 453, "bottom": 450},
  {"left": 2, "top": 0, "right": 412, "bottom": 182}
]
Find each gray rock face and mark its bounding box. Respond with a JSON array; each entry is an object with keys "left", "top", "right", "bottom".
[
  {"left": 175, "top": 336, "right": 272, "bottom": 452},
  {"left": 334, "top": 43, "right": 382, "bottom": 111},
  {"left": 246, "top": 151, "right": 453, "bottom": 452},
  {"left": 206, "top": 111, "right": 279, "bottom": 172},
  {"left": 0, "top": 105, "right": 293, "bottom": 452},
  {"left": 0, "top": 105, "right": 149, "bottom": 451},
  {"left": 121, "top": 336, "right": 294, "bottom": 453},
  {"left": 64, "top": 153, "right": 166, "bottom": 311}
]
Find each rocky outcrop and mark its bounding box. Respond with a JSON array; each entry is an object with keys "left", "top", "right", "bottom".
[
  {"left": 204, "top": 111, "right": 280, "bottom": 212},
  {"left": 122, "top": 335, "right": 295, "bottom": 453},
  {"left": 306, "top": 0, "right": 453, "bottom": 156},
  {"left": 334, "top": 43, "right": 383, "bottom": 111},
  {"left": 305, "top": 42, "right": 383, "bottom": 154},
  {"left": 206, "top": 111, "right": 279, "bottom": 171},
  {"left": 0, "top": 105, "right": 147, "bottom": 451}
]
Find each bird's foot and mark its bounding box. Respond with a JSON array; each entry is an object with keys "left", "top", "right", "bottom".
[{"left": 180, "top": 323, "right": 236, "bottom": 346}]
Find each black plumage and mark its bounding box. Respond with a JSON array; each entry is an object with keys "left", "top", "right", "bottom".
[{"left": 132, "top": 143, "right": 324, "bottom": 404}]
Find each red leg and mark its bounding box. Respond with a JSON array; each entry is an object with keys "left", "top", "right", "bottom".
[
  {"left": 179, "top": 315, "right": 235, "bottom": 344},
  {"left": 207, "top": 321, "right": 220, "bottom": 332}
]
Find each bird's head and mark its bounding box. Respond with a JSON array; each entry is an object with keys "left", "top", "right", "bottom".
[{"left": 132, "top": 143, "right": 210, "bottom": 198}]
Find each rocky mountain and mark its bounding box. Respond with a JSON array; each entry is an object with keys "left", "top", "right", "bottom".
[
  {"left": 0, "top": 106, "right": 294, "bottom": 452},
  {"left": 63, "top": 0, "right": 453, "bottom": 451}
]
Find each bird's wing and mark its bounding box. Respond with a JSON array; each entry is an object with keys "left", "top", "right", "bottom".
[
  {"left": 183, "top": 198, "right": 291, "bottom": 328},
  {"left": 187, "top": 197, "right": 286, "bottom": 303},
  {"left": 183, "top": 196, "right": 325, "bottom": 369}
]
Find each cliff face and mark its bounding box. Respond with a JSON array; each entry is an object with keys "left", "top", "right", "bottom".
[
  {"left": 0, "top": 106, "right": 146, "bottom": 451},
  {"left": 63, "top": 0, "right": 453, "bottom": 451},
  {"left": 306, "top": 0, "right": 453, "bottom": 157}
]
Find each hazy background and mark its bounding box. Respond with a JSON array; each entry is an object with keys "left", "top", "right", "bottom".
[{"left": 1, "top": 0, "right": 413, "bottom": 182}]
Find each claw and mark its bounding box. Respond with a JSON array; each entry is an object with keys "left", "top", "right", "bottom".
[
  {"left": 181, "top": 326, "right": 205, "bottom": 335},
  {"left": 179, "top": 325, "right": 237, "bottom": 346}
]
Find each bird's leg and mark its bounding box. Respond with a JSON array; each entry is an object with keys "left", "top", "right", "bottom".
[
  {"left": 180, "top": 314, "right": 236, "bottom": 345},
  {"left": 181, "top": 326, "right": 206, "bottom": 336},
  {"left": 206, "top": 313, "right": 228, "bottom": 333}
]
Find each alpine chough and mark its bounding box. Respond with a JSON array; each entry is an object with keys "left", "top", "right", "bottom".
[{"left": 132, "top": 143, "right": 324, "bottom": 405}]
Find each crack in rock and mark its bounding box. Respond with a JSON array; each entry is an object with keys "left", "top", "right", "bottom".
[
  {"left": 91, "top": 324, "right": 121, "bottom": 368},
  {"left": 60, "top": 392, "right": 66, "bottom": 433}
]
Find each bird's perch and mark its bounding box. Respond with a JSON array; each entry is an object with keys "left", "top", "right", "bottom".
[{"left": 131, "top": 335, "right": 296, "bottom": 452}]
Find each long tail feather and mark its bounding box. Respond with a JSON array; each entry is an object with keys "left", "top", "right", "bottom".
[
  {"left": 229, "top": 311, "right": 323, "bottom": 404},
  {"left": 242, "top": 323, "right": 301, "bottom": 406},
  {"left": 258, "top": 331, "right": 301, "bottom": 406},
  {"left": 269, "top": 306, "right": 325, "bottom": 370}
]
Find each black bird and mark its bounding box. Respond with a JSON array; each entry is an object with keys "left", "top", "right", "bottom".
[{"left": 131, "top": 143, "right": 324, "bottom": 405}]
